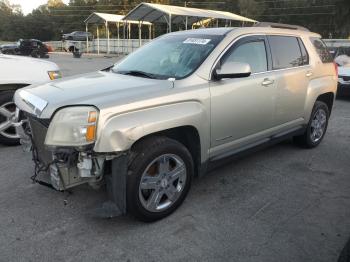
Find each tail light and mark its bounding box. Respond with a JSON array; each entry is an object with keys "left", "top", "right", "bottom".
[{"left": 333, "top": 62, "right": 338, "bottom": 77}]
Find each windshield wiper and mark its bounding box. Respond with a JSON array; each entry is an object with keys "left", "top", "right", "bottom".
[{"left": 116, "top": 70, "right": 157, "bottom": 79}]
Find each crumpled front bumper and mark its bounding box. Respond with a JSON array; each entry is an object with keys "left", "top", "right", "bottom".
[
  {"left": 15, "top": 111, "right": 128, "bottom": 217},
  {"left": 19, "top": 114, "right": 87, "bottom": 190}
]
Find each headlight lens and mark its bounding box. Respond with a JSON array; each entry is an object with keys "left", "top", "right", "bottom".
[
  {"left": 45, "top": 106, "right": 98, "bottom": 147},
  {"left": 48, "top": 70, "right": 62, "bottom": 80}
]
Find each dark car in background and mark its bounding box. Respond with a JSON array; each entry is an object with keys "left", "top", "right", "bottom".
[
  {"left": 0, "top": 39, "right": 49, "bottom": 58},
  {"left": 62, "top": 31, "right": 93, "bottom": 41}
]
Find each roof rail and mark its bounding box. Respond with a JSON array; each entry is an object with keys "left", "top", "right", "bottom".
[{"left": 253, "top": 22, "right": 309, "bottom": 32}]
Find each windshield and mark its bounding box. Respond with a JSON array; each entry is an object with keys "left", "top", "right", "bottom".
[{"left": 112, "top": 34, "right": 224, "bottom": 80}]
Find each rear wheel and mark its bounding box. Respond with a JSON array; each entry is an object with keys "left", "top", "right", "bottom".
[
  {"left": 293, "top": 101, "right": 329, "bottom": 148},
  {"left": 127, "top": 137, "right": 193, "bottom": 222},
  {"left": 0, "top": 91, "right": 20, "bottom": 146}
]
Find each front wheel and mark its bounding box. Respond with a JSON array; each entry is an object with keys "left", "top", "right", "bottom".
[
  {"left": 127, "top": 137, "right": 193, "bottom": 222},
  {"left": 294, "top": 101, "right": 329, "bottom": 148},
  {"left": 0, "top": 91, "right": 20, "bottom": 146}
]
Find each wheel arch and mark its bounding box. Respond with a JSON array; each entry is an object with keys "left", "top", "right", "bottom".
[
  {"left": 316, "top": 92, "right": 335, "bottom": 115},
  {"left": 130, "top": 125, "right": 202, "bottom": 177},
  {"left": 304, "top": 75, "right": 337, "bottom": 122}
]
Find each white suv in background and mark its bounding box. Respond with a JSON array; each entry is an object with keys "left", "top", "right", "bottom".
[
  {"left": 0, "top": 54, "right": 61, "bottom": 145},
  {"left": 333, "top": 46, "right": 350, "bottom": 96}
]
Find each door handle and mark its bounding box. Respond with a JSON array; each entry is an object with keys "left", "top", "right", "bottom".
[
  {"left": 306, "top": 71, "right": 313, "bottom": 77},
  {"left": 261, "top": 78, "right": 274, "bottom": 86}
]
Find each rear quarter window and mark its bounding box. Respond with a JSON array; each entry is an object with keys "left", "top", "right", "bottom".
[
  {"left": 297, "top": 38, "right": 309, "bottom": 65},
  {"left": 310, "top": 37, "right": 333, "bottom": 63}
]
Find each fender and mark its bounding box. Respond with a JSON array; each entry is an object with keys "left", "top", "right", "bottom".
[
  {"left": 94, "top": 101, "right": 210, "bottom": 163},
  {"left": 303, "top": 74, "right": 337, "bottom": 122}
]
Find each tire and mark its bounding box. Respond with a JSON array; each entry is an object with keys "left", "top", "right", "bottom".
[
  {"left": 0, "top": 90, "right": 20, "bottom": 146},
  {"left": 293, "top": 101, "right": 329, "bottom": 148},
  {"left": 3, "top": 49, "right": 14, "bottom": 55},
  {"left": 30, "top": 50, "right": 38, "bottom": 58},
  {"left": 127, "top": 136, "right": 194, "bottom": 222},
  {"left": 338, "top": 237, "right": 350, "bottom": 262}
]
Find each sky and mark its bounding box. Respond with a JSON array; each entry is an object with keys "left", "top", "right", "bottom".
[{"left": 9, "top": 0, "right": 70, "bottom": 15}]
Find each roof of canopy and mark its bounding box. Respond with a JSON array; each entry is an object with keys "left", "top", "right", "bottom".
[
  {"left": 84, "top": 12, "right": 152, "bottom": 25},
  {"left": 123, "top": 3, "right": 257, "bottom": 25}
]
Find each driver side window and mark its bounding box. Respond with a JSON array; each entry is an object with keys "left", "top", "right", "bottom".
[{"left": 222, "top": 40, "right": 268, "bottom": 74}]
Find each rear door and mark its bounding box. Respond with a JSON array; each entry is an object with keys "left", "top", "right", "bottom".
[{"left": 267, "top": 35, "right": 310, "bottom": 126}]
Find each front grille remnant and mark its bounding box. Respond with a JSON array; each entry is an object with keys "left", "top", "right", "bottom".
[
  {"left": 25, "top": 115, "right": 55, "bottom": 185},
  {"left": 27, "top": 116, "right": 52, "bottom": 165}
]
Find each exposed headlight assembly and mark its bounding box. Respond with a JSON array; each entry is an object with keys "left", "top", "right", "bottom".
[
  {"left": 48, "top": 70, "right": 62, "bottom": 80},
  {"left": 45, "top": 106, "right": 98, "bottom": 147}
]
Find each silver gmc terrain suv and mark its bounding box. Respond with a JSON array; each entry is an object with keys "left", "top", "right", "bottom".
[{"left": 14, "top": 24, "right": 337, "bottom": 221}]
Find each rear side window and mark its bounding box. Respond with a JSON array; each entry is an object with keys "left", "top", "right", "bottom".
[
  {"left": 310, "top": 37, "right": 333, "bottom": 63},
  {"left": 268, "top": 36, "right": 304, "bottom": 69}
]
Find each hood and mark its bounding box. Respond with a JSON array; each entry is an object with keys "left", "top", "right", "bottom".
[
  {"left": 0, "top": 43, "right": 18, "bottom": 49},
  {"left": 0, "top": 54, "right": 59, "bottom": 85},
  {"left": 0, "top": 54, "right": 57, "bottom": 67},
  {"left": 15, "top": 71, "right": 174, "bottom": 118}
]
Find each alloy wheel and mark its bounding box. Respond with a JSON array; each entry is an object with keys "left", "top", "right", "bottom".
[
  {"left": 310, "top": 108, "right": 327, "bottom": 143},
  {"left": 138, "top": 153, "right": 187, "bottom": 213},
  {"left": 0, "top": 102, "right": 20, "bottom": 139}
]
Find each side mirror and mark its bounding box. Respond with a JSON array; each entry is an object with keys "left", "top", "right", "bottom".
[{"left": 214, "top": 62, "right": 252, "bottom": 80}]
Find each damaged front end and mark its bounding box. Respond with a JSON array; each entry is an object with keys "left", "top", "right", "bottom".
[
  {"left": 20, "top": 112, "right": 108, "bottom": 191},
  {"left": 15, "top": 91, "right": 128, "bottom": 216}
]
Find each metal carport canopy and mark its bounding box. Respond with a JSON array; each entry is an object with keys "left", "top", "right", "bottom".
[
  {"left": 84, "top": 12, "right": 152, "bottom": 25},
  {"left": 84, "top": 12, "right": 152, "bottom": 54},
  {"left": 123, "top": 2, "right": 257, "bottom": 25}
]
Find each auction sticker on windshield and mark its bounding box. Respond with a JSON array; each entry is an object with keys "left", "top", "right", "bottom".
[{"left": 183, "top": 38, "right": 211, "bottom": 45}]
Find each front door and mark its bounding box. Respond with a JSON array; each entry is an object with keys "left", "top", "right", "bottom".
[{"left": 210, "top": 35, "right": 276, "bottom": 156}]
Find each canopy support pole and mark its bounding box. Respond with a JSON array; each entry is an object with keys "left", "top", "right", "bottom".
[
  {"left": 105, "top": 21, "right": 110, "bottom": 54},
  {"left": 185, "top": 16, "right": 188, "bottom": 30},
  {"left": 122, "top": 22, "right": 126, "bottom": 54},
  {"left": 149, "top": 24, "right": 152, "bottom": 40},
  {"left": 128, "top": 22, "right": 131, "bottom": 53},
  {"left": 85, "top": 23, "right": 89, "bottom": 53},
  {"left": 138, "top": 21, "right": 142, "bottom": 47},
  {"left": 97, "top": 25, "right": 100, "bottom": 55},
  {"left": 169, "top": 14, "right": 172, "bottom": 32},
  {"left": 117, "top": 22, "right": 120, "bottom": 54}
]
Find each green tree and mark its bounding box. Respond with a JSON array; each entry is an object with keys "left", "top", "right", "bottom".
[
  {"left": 47, "top": 0, "right": 66, "bottom": 8},
  {"left": 334, "top": 0, "right": 350, "bottom": 38}
]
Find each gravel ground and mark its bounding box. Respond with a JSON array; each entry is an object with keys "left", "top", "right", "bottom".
[{"left": 0, "top": 53, "right": 349, "bottom": 262}]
